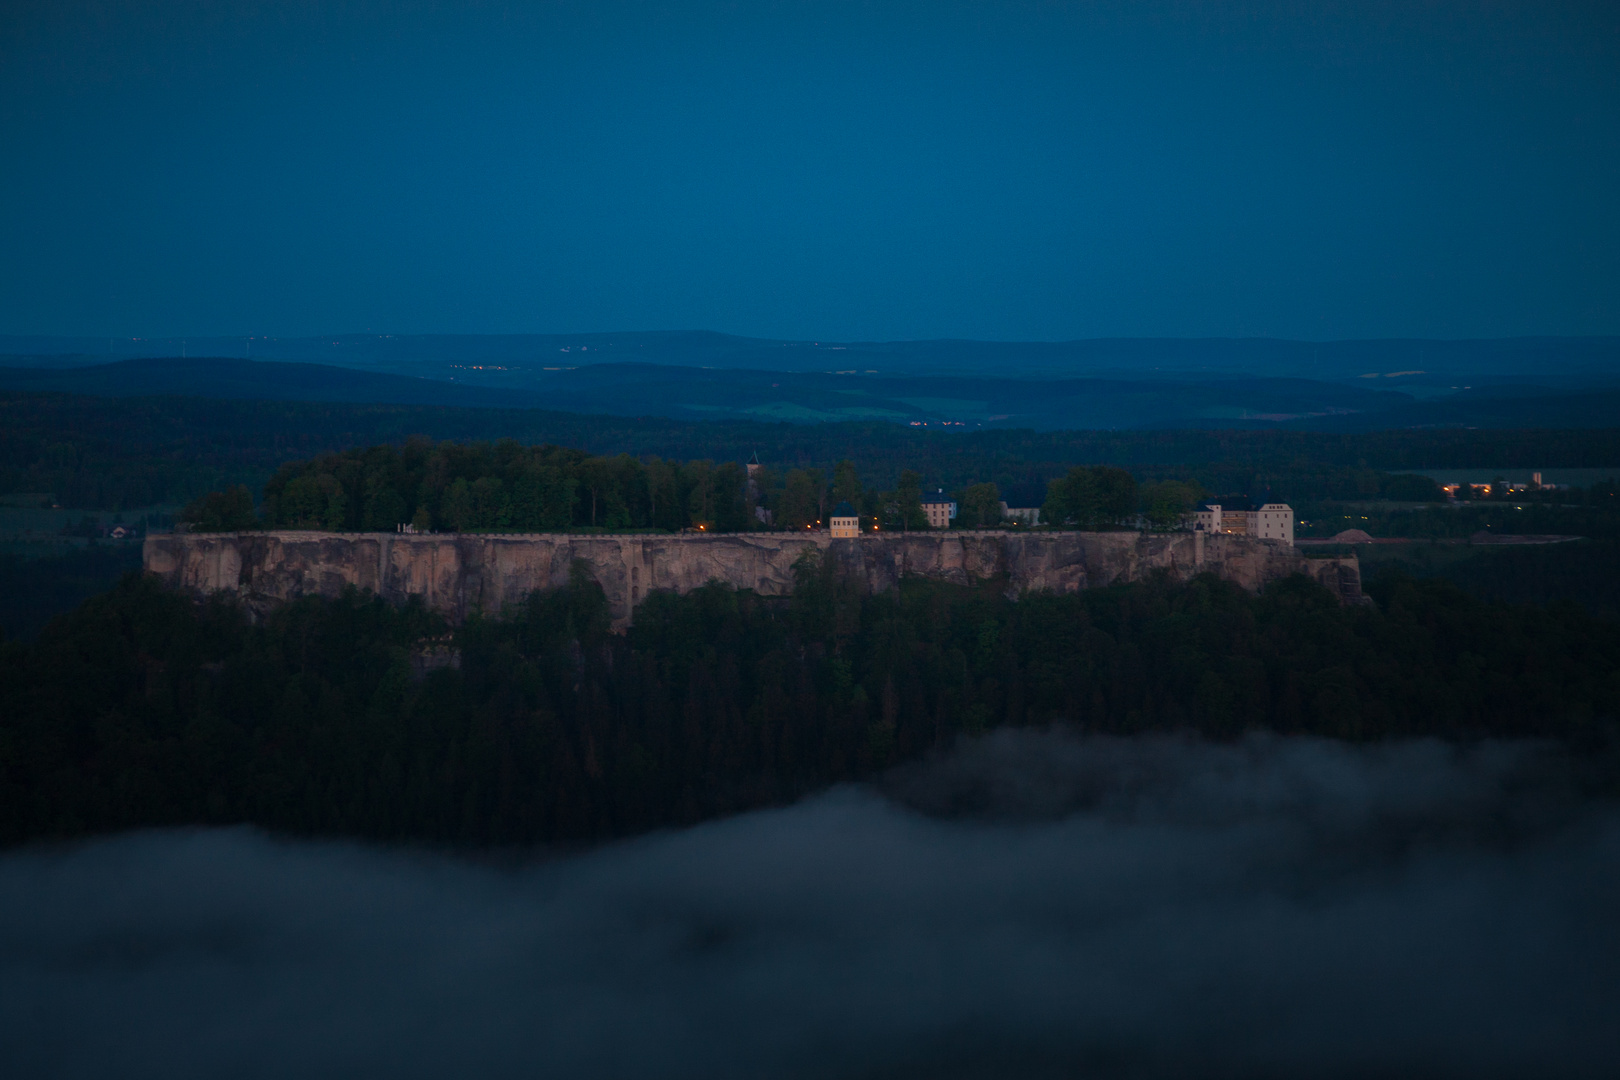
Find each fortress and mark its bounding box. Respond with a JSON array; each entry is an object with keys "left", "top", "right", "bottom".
[{"left": 144, "top": 529, "right": 1366, "bottom": 629}]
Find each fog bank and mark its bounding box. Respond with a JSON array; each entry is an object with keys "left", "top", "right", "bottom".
[{"left": 2, "top": 732, "right": 1617, "bottom": 1078}]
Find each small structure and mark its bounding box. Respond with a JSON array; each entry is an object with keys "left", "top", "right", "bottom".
[
  {"left": 1193, "top": 503, "right": 1224, "bottom": 534},
  {"left": 745, "top": 453, "right": 771, "bottom": 524},
  {"left": 746, "top": 451, "right": 764, "bottom": 499},
  {"left": 921, "top": 489, "right": 957, "bottom": 529},
  {"left": 1000, "top": 503, "right": 1040, "bottom": 526},
  {"left": 747, "top": 452, "right": 772, "bottom": 524},
  {"left": 829, "top": 501, "right": 859, "bottom": 538}
]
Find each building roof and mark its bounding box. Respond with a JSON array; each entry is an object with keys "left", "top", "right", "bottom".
[
  {"left": 921, "top": 488, "right": 955, "bottom": 506},
  {"left": 831, "top": 501, "right": 857, "bottom": 517},
  {"left": 1200, "top": 498, "right": 1291, "bottom": 513}
]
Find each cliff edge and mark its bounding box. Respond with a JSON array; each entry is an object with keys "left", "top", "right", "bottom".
[{"left": 144, "top": 530, "right": 1365, "bottom": 629}]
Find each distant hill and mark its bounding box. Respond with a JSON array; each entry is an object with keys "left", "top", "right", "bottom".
[
  {"left": 5, "top": 331, "right": 1619, "bottom": 384},
  {"left": 4, "top": 353, "right": 1620, "bottom": 431},
  {"left": 0, "top": 357, "right": 550, "bottom": 410}
]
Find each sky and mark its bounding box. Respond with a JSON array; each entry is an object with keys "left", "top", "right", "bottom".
[
  {"left": 2, "top": 0, "right": 1618, "bottom": 343},
  {"left": 5, "top": 730, "right": 1618, "bottom": 1077}
]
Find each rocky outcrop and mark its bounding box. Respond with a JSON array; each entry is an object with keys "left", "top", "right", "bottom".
[{"left": 144, "top": 530, "right": 1365, "bottom": 629}]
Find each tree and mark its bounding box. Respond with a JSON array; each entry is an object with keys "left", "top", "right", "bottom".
[
  {"left": 895, "top": 470, "right": 927, "bottom": 530},
  {"left": 579, "top": 458, "right": 617, "bottom": 527},
  {"left": 1044, "top": 466, "right": 1137, "bottom": 528},
  {"left": 1043, "top": 467, "right": 1096, "bottom": 527},
  {"left": 1381, "top": 473, "right": 1444, "bottom": 501},
  {"left": 1095, "top": 467, "right": 1138, "bottom": 525},
  {"left": 441, "top": 478, "right": 474, "bottom": 531},
  {"left": 711, "top": 462, "right": 750, "bottom": 532},
  {"left": 778, "top": 469, "right": 824, "bottom": 530},
  {"left": 470, "top": 477, "right": 505, "bottom": 530},
  {"left": 958, "top": 482, "right": 1002, "bottom": 528},
  {"left": 276, "top": 473, "right": 347, "bottom": 529},
  {"left": 684, "top": 460, "right": 717, "bottom": 528},
  {"left": 362, "top": 477, "right": 407, "bottom": 531},
  {"left": 180, "top": 485, "right": 259, "bottom": 531},
  {"left": 831, "top": 460, "right": 863, "bottom": 507},
  {"left": 1140, "top": 480, "right": 1202, "bottom": 531}
]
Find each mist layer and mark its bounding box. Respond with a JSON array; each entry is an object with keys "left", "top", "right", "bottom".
[{"left": 2, "top": 731, "right": 1616, "bottom": 1078}]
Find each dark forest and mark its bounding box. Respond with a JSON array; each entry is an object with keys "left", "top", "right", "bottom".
[{"left": 3, "top": 562, "right": 1615, "bottom": 849}]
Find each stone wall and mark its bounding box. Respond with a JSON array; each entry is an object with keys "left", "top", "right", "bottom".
[{"left": 143, "top": 530, "right": 1365, "bottom": 629}]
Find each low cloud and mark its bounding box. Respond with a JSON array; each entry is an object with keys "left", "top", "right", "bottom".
[{"left": 2, "top": 731, "right": 1617, "bottom": 1078}]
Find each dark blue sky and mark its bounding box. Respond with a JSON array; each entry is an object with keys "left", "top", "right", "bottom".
[{"left": 3, "top": 1, "right": 1617, "bottom": 342}]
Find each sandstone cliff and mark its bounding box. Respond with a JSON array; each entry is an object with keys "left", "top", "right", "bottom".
[{"left": 144, "top": 530, "right": 1365, "bottom": 629}]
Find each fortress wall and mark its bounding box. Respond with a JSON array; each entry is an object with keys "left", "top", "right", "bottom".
[{"left": 143, "top": 530, "right": 1365, "bottom": 629}]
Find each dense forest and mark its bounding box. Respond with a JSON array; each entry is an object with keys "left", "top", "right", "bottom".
[
  {"left": 182, "top": 436, "right": 1620, "bottom": 537},
  {"left": 3, "top": 563, "right": 1616, "bottom": 848},
  {"left": 8, "top": 389, "right": 1618, "bottom": 511},
  {"left": 0, "top": 545, "right": 143, "bottom": 639},
  {"left": 182, "top": 440, "right": 1164, "bottom": 533},
  {"left": 1356, "top": 539, "right": 1620, "bottom": 623}
]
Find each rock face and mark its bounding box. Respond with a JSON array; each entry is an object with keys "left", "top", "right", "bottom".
[{"left": 143, "top": 530, "right": 1365, "bottom": 629}]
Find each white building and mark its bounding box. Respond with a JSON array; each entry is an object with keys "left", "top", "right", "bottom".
[
  {"left": 1252, "top": 503, "right": 1293, "bottom": 544},
  {"left": 1193, "top": 502, "right": 1292, "bottom": 545},
  {"left": 921, "top": 489, "right": 957, "bottom": 528},
  {"left": 999, "top": 502, "right": 1040, "bottom": 525}
]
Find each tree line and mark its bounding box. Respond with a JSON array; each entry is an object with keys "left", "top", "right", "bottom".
[
  {"left": 185, "top": 441, "right": 916, "bottom": 533},
  {"left": 12, "top": 389, "right": 1614, "bottom": 513},
  {"left": 3, "top": 563, "right": 1616, "bottom": 848},
  {"left": 173, "top": 438, "right": 1025, "bottom": 532},
  {"left": 180, "top": 440, "right": 1226, "bottom": 534}
]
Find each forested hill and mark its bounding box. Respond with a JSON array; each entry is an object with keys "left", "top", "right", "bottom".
[
  {"left": 0, "top": 357, "right": 549, "bottom": 409},
  {"left": 8, "top": 330, "right": 1618, "bottom": 380},
  {"left": 6, "top": 352, "right": 1620, "bottom": 431},
  {"left": 1, "top": 567, "right": 1616, "bottom": 849},
  {"left": 6, "top": 389, "right": 1619, "bottom": 511}
]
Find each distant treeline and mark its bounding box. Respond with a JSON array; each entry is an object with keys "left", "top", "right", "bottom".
[
  {"left": 1296, "top": 493, "right": 1620, "bottom": 541},
  {"left": 6, "top": 390, "right": 1618, "bottom": 512},
  {"left": 3, "top": 565, "right": 1616, "bottom": 848}
]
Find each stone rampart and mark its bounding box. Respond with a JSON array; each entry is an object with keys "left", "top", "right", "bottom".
[{"left": 143, "top": 530, "right": 1364, "bottom": 629}]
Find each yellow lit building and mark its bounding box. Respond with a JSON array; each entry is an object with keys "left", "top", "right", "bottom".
[
  {"left": 829, "top": 501, "right": 859, "bottom": 538},
  {"left": 921, "top": 489, "right": 957, "bottom": 528}
]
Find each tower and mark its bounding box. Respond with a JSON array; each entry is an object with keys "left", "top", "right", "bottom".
[
  {"left": 746, "top": 451, "right": 772, "bottom": 525},
  {"left": 746, "top": 450, "right": 763, "bottom": 501}
]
